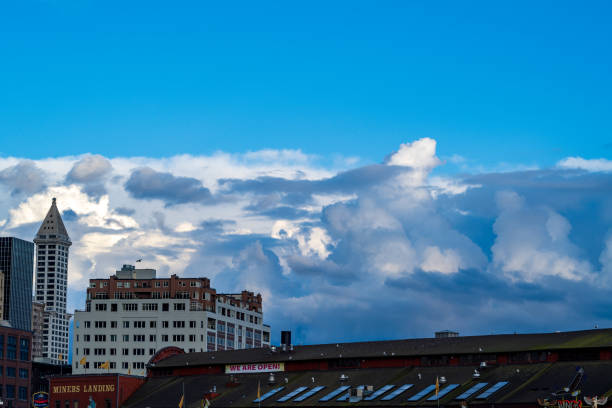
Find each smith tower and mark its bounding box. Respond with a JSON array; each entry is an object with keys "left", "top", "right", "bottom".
[{"left": 34, "top": 198, "right": 71, "bottom": 364}]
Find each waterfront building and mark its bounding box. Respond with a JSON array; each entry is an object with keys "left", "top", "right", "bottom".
[
  {"left": 0, "top": 237, "right": 34, "bottom": 331},
  {"left": 33, "top": 198, "right": 72, "bottom": 364},
  {"left": 72, "top": 264, "right": 270, "bottom": 375}
]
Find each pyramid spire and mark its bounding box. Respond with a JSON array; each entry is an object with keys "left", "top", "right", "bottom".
[{"left": 35, "top": 197, "right": 70, "bottom": 242}]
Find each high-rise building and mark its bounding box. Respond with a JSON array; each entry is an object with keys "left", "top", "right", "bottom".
[
  {"left": 0, "top": 237, "right": 34, "bottom": 330},
  {"left": 31, "top": 301, "right": 45, "bottom": 360},
  {"left": 33, "top": 198, "right": 72, "bottom": 365},
  {"left": 72, "top": 265, "right": 271, "bottom": 375}
]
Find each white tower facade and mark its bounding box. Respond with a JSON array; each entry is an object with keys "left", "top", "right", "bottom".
[{"left": 33, "top": 198, "right": 72, "bottom": 364}]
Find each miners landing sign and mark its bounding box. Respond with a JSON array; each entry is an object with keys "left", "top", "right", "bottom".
[{"left": 225, "top": 362, "right": 285, "bottom": 374}]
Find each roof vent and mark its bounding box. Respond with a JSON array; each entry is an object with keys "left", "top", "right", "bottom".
[
  {"left": 480, "top": 361, "right": 487, "bottom": 368},
  {"left": 339, "top": 374, "right": 349, "bottom": 382},
  {"left": 268, "top": 373, "right": 276, "bottom": 385},
  {"left": 473, "top": 369, "right": 480, "bottom": 378}
]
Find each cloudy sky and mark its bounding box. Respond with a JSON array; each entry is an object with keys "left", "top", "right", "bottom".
[{"left": 1, "top": 1, "right": 611, "bottom": 344}]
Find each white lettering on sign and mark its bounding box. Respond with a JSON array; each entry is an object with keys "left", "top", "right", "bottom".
[{"left": 225, "top": 362, "right": 285, "bottom": 374}]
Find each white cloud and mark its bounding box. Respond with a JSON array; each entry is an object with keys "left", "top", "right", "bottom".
[
  {"left": 421, "top": 246, "right": 462, "bottom": 274},
  {"left": 491, "top": 191, "right": 592, "bottom": 282},
  {"left": 557, "top": 157, "right": 612, "bottom": 172}
]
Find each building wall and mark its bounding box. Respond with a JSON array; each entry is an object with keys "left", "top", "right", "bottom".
[
  {"left": 50, "top": 374, "right": 144, "bottom": 408},
  {"left": 72, "top": 297, "right": 270, "bottom": 376},
  {"left": 0, "top": 325, "right": 32, "bottom": 408},
  {"left": 0, "top": 237, "right": 34, "bottom": 331}
]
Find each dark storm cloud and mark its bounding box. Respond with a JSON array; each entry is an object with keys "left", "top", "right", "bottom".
[
  {"left": 125, "top": 166, "right": 214, "bottom": 205},
  {"left": 219, "top": 164, "right": 411, "bottom": 198},
  {"left": 0, "top": 161, "right": 46, "bottom": 195}
]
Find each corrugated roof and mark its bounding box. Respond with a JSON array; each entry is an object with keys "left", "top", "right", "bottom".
[{"left": 152, "top": 328, "right": 612, "bottom": 369}]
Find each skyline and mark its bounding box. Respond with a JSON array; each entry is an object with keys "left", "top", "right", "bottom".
[{"left": 1, "top": 1, "right": 611, "bottom": 346}]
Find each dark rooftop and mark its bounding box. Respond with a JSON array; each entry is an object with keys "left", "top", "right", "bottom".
[{"left": 152, "top": 328, "right": 612, "bottom": 369}]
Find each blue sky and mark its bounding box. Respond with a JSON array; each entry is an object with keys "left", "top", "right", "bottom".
[
  {"left": 1, "top": 1, "right": 611, "bottom": 167},
  {"left": 1, "top": 2, "right": 612, "bottom": 346}
]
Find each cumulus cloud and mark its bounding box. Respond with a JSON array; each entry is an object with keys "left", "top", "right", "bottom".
[
  {"left": 66, "top": 154, "right": 113, "bottom": 183},
  {"left": 125, "top": 166, "right": 214, "bottom": 205},
  {"left": 1, "top": 140, "right": 612, "bottom": 344},
  {"left": 491, "top": 191, "right": 592, "bottom": 282},
  {"left": 0, "top": 161, "right": 47, "bottom": 195}
]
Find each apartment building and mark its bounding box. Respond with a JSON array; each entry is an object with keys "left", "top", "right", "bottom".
[{"left": 72, "top": 265, "right": 270, "bottom": 375}]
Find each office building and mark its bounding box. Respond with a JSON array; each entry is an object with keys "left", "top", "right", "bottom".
[
  {"left": 72, "top": 265, "right": 270, "bottom": 375},
  {"left": 0, "top": 237, "right": 34, "bottom": 331},
  {"left": 33, "top": 198, "right": 72, "bottom": 364}
]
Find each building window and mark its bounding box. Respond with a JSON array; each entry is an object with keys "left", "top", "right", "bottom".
[
  {"left": 84, "top": 321, "right": 91, "bottom": 328},
  {"left": 123, "top": 304, "right": 137, "bottom": 311},
  {"left": 123, "top": 335, "right": 129, "bottom": 342},
  {"left": 7, "top": 336, "right": 16, "bottom": 360},
  {"left": 162, "top": 321, "right": 169, "bottom": 328},
  {"left": 111, "top": 303, "right": 118, "bottom": 312},
  {"left": 174, "top": 303, "right": 186, "bottom": 311},
  {"left": 110, "top": 335, "right": 117, "bottom": 342},
  {"left": 123, "top": 321, "right": 130, "bottom": 328},
  {"left": 162, "top": 335, "right": 168, "bottom": 341},
  {"left": 6, "top": 384, "right": 14, "bottom": 399},
  {"left": 7, "top": 367, "right": 16, "bottom": 377},
  {"left": 19, "top": 338, "right": 29, "bottom": 361},
  {"left": 162, "top": 303, "right": 169, "bottom": 312},
  {"left": 172, "top": 335, "right": 185, "bottom": 342},
  {"left": 110, "top": 321, "right": 117, "bottom": 328},
  {"left": 149, "top": 335, "right": 156, "bottom": 342},
  {"left": 122, "top": 362, "right": 128, "bottom": 369},
  {"left": 18, "top": 368, "right": 27, "bottom": 378},
  {"left": 134, "top": 321, "right": 145, "bottom": 328},
  {"left": 122, "top": 348, "right": 129, "bottom": 355},
  {"left": 149, "top": 321, "right": 156, "bottom": 328},
  {"left": 172, "top": 321, "right": 185, "bottom": 328},
  {"left": 189, "top": 321, "right": 196, "bottom": 328},
  {"left": 19, "top": 386, "right": 27, "bottom": 400}
]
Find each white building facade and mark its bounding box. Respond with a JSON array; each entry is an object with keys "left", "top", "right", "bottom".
[
  {"left": 72, "top": 266, "right": 270, "bottom": 375},
  {"left": 33, "top": 198, "right": 72, "bottom": 364}
]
